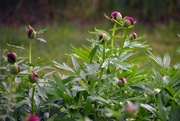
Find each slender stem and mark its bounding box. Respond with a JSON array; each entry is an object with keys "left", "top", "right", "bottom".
[
  {"left": 111, "top": 23, "right": 117, "bottom": 48},
  {"left": 102, "top": 42, "right": 106, "bottom": 63},
  {"left": 121, "top": 28, "right": 129, "bottom": 49},
  {"left": 31, "top": 84, "right": 35, "bottom": 114},
  {"left": 98, "top": 43, "right": 106, "bottom": 85},
  {"left": 29, "top": 40, "right": 32, "bottom": 72}
]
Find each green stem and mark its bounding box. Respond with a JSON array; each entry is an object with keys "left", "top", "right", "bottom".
[
  {"left": 98, "top": 42, "right": 106, "bottom": 85},
  {"left": 31, "top": 84, "right": 35, "bottom": 114},
  {"left": 121, "top": 28, "right": 129, "bottom": 49},
  {"left": 111, "top": 23, "right": 117, "bottom": 48},
  {"left": 29, "top": 40, "right": 32, "bottom": 72}
]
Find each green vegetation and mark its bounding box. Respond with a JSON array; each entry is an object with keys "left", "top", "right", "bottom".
[{"left": 1, "top": 20, "right": 179, "bottom": 66}]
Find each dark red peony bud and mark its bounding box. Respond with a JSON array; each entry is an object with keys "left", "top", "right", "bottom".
[
  {"left": 10, "top": 63, "right": 20, "bottom": 75},
  {"left": 124, "top": 103, "right": 137, "bottom": 118},
  {"left": 129, "top": 32, "right": 137, "bottom": 40},
  {"left": 27, "top": 27, "right": 36, "bottom": 39},
  {"left": 7, "top": 52, "right": 17, "bottom": 64},
  {"left": 25, "top": 114, "right": 40, "bottom": 121},
  {"left": 123, "top": 16, "right": 135, "bottom": 28},
  {"left": 28, "top": 72, "right": 38, "bottom": 83},
  {"left": 99, "top": 33, "right": 107, "bottom": 44},
  {"left": 111, "top": 11, "right": 122, "bottom": 22}
]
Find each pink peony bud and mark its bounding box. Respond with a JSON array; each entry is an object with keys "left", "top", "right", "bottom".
[
  {"left": 118, "top": 77, "right": 126, "bottom": 86},
  {"left": 29, "top": 72, "right": 38, "bottom": 83},
  {"left": 123, "top": 16, "right": 135, "bottom": 27},
  {"left": 7, "top": 52, "right": 17, "bottom": 64},
  {"left": 111, "top": 11, "right": 122, "bottom": 22},
  {"left": 10, "top": 63, "right": 20, "bottom": 75},
  {"left": 124, "top": 103, "right": 137, "bottom": 118},
  {"left": 99, "top": 33, "right": 107, "bottom": 44},
  {"left": 27, "top": 27, "right": 36, "bottom": 39},
  {"left": 129, "top": 32, "right": 137, "bottom": 40},
  {"left": 25, "top": 114, "right": 40, "bottom": 121}
]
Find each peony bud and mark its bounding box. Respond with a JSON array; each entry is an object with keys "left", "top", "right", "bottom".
[
  {"left": 111, "top": 11, "right": 122, "bottom": 22},
  {"left": 7, "top": 52, "right": 17, "bottom": 64},
  {"left": 25, "top": 114, "right": 40, "bottom": 121},
  {"left": 124, "top": 103, "right": 137, "bottom": 118},
  {"left": 99, "top": 33, "right": 107, "bottom": 44},
  {"left": 27, "top": 27, "right": 36, "bottom": 39},
  {"left": 123, "top": 16, "right": 135, "bottom": 28},
  {"left": 118, "top": 77, "right": 126, "bottom": 86},
  {"left": 10, "top": 63, "right": 20, "bottom": 75},
  {"left": 129, "top": 32, "right": 137, "bottom": 40},
  {"left": 29, "top": 72, "right": 38, "bottom": 83}
]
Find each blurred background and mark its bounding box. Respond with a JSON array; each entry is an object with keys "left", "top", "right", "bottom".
[{"left": 0, "top": 0, "right": 180, "bottom": 64}]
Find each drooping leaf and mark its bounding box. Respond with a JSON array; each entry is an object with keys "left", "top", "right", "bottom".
[{"left": 7, "top": 43, "right": 28, "bottom": 52}]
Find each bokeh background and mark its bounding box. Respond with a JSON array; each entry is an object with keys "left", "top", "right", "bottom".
[{"left": 0, "top": 0, "right": 180, "bottom": 64}]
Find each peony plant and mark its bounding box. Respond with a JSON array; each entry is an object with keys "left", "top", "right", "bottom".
[{"left": 0, "top": 11, "right": 180, "bottom": 121}]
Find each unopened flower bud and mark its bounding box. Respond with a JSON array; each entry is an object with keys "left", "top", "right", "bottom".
[
  {"left": 7, "top": 52, "right": 17, "bottom": 64},
  {"left": 123, "top": 16, "right": 135, "bottom": 28},
  {"left": 129, "top": 32, "right": 137, "bottom": 40},
  {"left": 124, "top": 103, "right": 137, "bottom": 118},
  {"left": 10, "top": 63, "right": 20, "bottom": 75},
  {"left": 29, "top": 72, "right": 38, "bottom": 83},
  {"left": 118, "top": 77, "right": 126, "bottom": 86},
  {"left": 111, "top": 11, "right": 122, "bottom": 22},
  {"left": 99, "top": 33, "right": 107, "bottom": 44},
  {"left": 25, "top": 114, "right": 40, "bottom": 121},
  {"left": 27, "top": 27, "right": 36, "bottom": 39}
]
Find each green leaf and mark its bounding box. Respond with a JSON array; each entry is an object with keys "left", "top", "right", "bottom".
[
  {"left": 177, "top": 47, "right": 180, "bottom": 53},
  {"left": 152, "top": 69, "right": 163, "bottom": 86},
  {"left": 36, "top": 28, "right": 47, "bottom": 34},
  {"left": 37, "top": 85, "right": 48, "bottom": 101},
  {"left": 124, "top": 95, "right": 146, "bottom": 102},
  {"left": 71, "top": 54, "right": 81, "bottom": 74},
  {"left": 7, "top": 43, "right": 28, "bottom": 52},
  {"left": 52, "top": 60, "right": 74, "bottom": 73},
  {"left": 157, "top": 94, "right": 167, "bottom": 121},
  {"left": 86, "top": 62, "right": 100, "bottom": 75},
  {"left": 36, "top": 38, "right": 47, "bottom": 43},
  {"left": 89, "top": 45, "right": 99, "bottom": 63},
  {"left": 169, "top": 69, "right": 180, "bottom": 88},
  {"left": 170, "top": 102, "right": 180, "bottom": 121},
  {"left": 140, "top": 103, "right": 156, "bottom": 115},
  {"left": 130, "top": 84, "right": 154, "bottom": 94},
  {"left": 53, "top": 75, "right": 66, "bottom": 92},
  {"left": 163, "top": 52, "right": 171, "bottom": 68},
  {"left": 148, "top": 50, "right": 163, "bottom": 67}
]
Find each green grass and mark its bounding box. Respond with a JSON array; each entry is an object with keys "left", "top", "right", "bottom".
[{"left": 1, "top": 20, "right": 179, "bottom": 66}]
